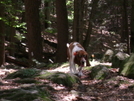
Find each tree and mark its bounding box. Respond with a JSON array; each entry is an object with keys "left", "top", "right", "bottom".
[
  {"left": 73, "top": 0, "right": 85, "bottom": 44},
  {"left": 55, "top": 0, "right": 69, "bottom": 63},
  {"left": 130, "top": 0, "right": 134, "bottom": 53},
  {"left": 8, "top": 0, "right": 18, "bottom": 56},
  {"left": 121, "top": 0, "right": 129, "bottom": 53},
  {"left": 24, "top": 0, "right": 43, "bottom": 65},
  {"left": 0, "top": 1, "right": 5, "bottom": 66},
  {"left": 83, "top": 0, "right": 99, "bottom": 50}
]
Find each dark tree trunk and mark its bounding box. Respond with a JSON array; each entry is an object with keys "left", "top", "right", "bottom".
[
  {"left": 44, "top": 1, "right": 50, "bottom": 29},
  {"left": 83, "top": 0, "right": 99, "bottom": 50},
  {"left": 73, "top": 0, "right": 85, "bottom": 44},
  {"left": 121, "top": 0, "right": 130, "bottom": 54},
  {"left": 0, "top": 2, "right": 5, "bottom": 66},
  {"left": 130, "top": 0, "right": 134, "bottom": 53},
  {"left": 55, "top": 0, "right": 69, "bottom": 63},
  {"left": 24, "top": 0, "right": 43, "bottom": 65}
]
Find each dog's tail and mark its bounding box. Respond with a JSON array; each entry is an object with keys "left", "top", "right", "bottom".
[{"left": 66, "top": 43, "right": 70, "bottom": 47}]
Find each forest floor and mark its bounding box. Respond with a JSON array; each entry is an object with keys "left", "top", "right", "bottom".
[{"left": 0, "top": 61, "right": 134, "bottom": 101}]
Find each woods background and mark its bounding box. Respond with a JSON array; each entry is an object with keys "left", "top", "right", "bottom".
[{"left": 0, "top": 0, "right": 134, "bottom": 67}]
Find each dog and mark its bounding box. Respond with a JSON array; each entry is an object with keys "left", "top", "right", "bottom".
[{"left": 67, "top": 42, "right": 90, "bottom": 76}]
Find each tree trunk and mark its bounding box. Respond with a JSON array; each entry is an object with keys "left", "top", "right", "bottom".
[
  {"left": 0, "top": 2, "right": 5, "bottom": 66},
  {"left": 24, "top": 0, "right": 43, "bottom": 65},
  {"left": 44, "top": 1, "right": 50, "bottom": 29},
  {"left": 130, "top": 0, "right": 134, "bottom": 53},
  {"left": 73, "top": 0, "right": 85, "bottom": 44},
  {"left": 121, "top": 0, "right": 130, "bottom": 54},
  {"left": 83, "top": 0, "right": 99, "bottom": 50},
  {"left": 55, "top": 0, "right": 69, "bottom": 63}
]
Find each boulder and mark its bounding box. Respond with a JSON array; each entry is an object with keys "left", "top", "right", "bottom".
[
  {"left": 112, "top": 52, "right": 129, "bottom": 68},
  {"left": 0, "top": 86, "right": 52, "bottom": 101},
  {"left": 102, "top": 49, "right": 114, "bottom": 62},
  {"left": 39, "top": 71, "right": 81, "bottom": 87},
  {"left": 119, "top": 53, "right": 134, "bottom": 79},
  {"left": 90, "top": 65, "right": 110, "bottom": 80},
  {"left": 5, "top": 68, "right": 41, "bottom": 79}
]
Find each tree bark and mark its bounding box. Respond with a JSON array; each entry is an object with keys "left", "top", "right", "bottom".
[
  {"left": 130, "top": 0, "right": 134, "bottom": 53},
  {"left": 24, "top": 0, "right": 43, "bottom": 65},
  {"left": 55, "top": 0, "right": 69, "bottom": 63},
  {"left": 73, "top": 0, "right": 85, "bottom": 44},
  {"left": 83, "top": 0, "right": 99, "bottom": 50},
  {"left": 0, "top": 2, "right": 5, "bottom": 66},
  {"left": 121, "top": 0, "right": 130, "bottom": 54}
]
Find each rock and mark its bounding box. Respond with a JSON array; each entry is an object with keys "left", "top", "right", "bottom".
[
  {"left": 112, "top": 52, "right": 129, "bottom": 68},
  {"left": 0, "top": 86, "right": 52, "bottom": 101},
  {"left": 39, "top": 71, "right": 81, "bottom": 87},
  {"left": 102, "top": 49, "right": 114, "bottom": 62},
  {"left": 119, "top": 53, "right": 134, "bottom": 79},
  {"left": 90, "top": 65, "right": 110, "bottom": 80},
  {"left": 14, "top": 78, "right": 38, "bottom": 84},
  {"left": 5, "top": 68, "right": 41, "bottom": 79}
]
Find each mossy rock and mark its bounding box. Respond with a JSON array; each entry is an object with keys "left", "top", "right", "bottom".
[
  {"left": 14, "top": 78, "right": 38, "bottom": 84},
  {"left": 90, "top": 65, "right": 110, "bottom": 80},
  {"left": 119, "top": 53, "right": 134, "bottom": 79},
  {"left": 102, "top": 49, "right": 114, "bottom": 62},
  {"left": 5, "top": 68, "right": 41, "bottom": 79},
  {"left": 0, "top": 86, "right": 52, "bottom": 101},
  {"left": 39, "top": 71, "right": 81, "bottom": 87},
  {"left": 112, "top": 52, "right": 129, "bottom": 68}
]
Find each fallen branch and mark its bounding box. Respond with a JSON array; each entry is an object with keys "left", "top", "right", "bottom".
[{"left": 5, "top": 55, "right": 29, "bottom": 67}]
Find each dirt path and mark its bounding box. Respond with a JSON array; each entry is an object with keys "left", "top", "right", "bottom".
[{"left": 0, "top": 62, "right": 134, "bottom": 101}]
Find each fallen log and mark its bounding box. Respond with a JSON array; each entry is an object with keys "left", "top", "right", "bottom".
[{"left": 5, "top": 55, "right": 29, "bottom": 67}]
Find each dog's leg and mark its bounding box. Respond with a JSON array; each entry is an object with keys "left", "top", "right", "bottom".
[
  {"left": 69, "top": 59, "right": 73, "bottom": 73},
  {"left": 71, "top": 56, "right": 77, "bottom": 74},
  {"left": 69, "top": 55, "right": 77, "bottom": 74},
  {"left": 78, "top": 66, "right": 83, "bottom": 76}
]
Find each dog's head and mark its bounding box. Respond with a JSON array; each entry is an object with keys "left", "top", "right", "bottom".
[{"left": 74, "top": 50, "right": 88, "bottom": 67}]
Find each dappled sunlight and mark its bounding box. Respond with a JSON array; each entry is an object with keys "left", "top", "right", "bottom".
[
  {"left": 47, "top": 65, "right": 70, "bottom": 73},
  {"left": 46, "top": 60, "right": 112, "bottom": 74}
]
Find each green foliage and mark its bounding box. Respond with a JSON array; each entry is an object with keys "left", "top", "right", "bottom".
[
  {"left": 14, "top": 33, "right": 26, "bottom": 41},
  {"left": 1, "top": 0, "right": 26, "bottom": 33},
  {"left": 66, "top": 0, "right": 74, "bottom": 20},
  {"left": 45, "top": 27, "right": 57, "bottom": 34}
]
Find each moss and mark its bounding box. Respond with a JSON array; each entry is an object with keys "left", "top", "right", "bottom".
[
  {"left": 5, "top": 68, "right": 41, "bottom": 79},
  {"left": 90, "top": 65, "right": 110, "bottom": 80},
  {"left": 39, "top": 71, "right": 81, "bottom": 87},
  {"left": 38, "top": 71, "right": 53, "bottom": 79},
  {"left": 119, "top": 53, "right": 134, "bottom": 79},
  {"left": 84, "top": 66, "right": 92, "bottom": 70},
  {"left": 14, "top": 78, "right": 38, "bottom": 84},
  {"left": 0, "top": 86, "right": 53, "bottom": 101},
  {"left": 50, "top": 72, "right": 80, "bottom": 87}
]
